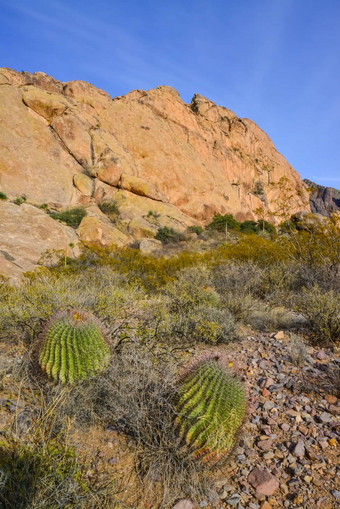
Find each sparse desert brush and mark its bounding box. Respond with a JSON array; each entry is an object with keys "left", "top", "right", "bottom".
[
  {"left": 155, "top": 226, "right": 185, "bottom": 243},
  {"left": 249, "top": 306, "right": 302, "bottom": 332},
  {"left": 38, "top": 309, "right": 110, "bottom": 384},
  {"left": 98, "top": 199, "right": 119, "bottom": 221},
  {"left": 56, "top": 345, "right": 220, "bottom": 505},
  {"left": 295, "top": 285, "right": 340, "bottom": 345},
  {"left": 166, "top": 305, "right": 236, "bottom": 345},
  {"left": 211, "top": 261, "right": 260, "bottom": 296},
  {"left": 288, "top": 333, "right": 308, "bottom": 366},
  {"left": 0, "top": 265, "right": 144, "bottom": 344},
  {"left": 216, "top": 235, "right": 290, "bottom": 265},
  {"left": 49, "top": 207, "right": 87, "bottom": 228},
  {"left": 163, "top": 266, "right": 219, "bottom": 313},
  {"left": 187, "top": 225, "right": 204, "bottom": 235}
]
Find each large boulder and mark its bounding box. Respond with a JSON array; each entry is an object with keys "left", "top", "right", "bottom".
[
  {"left": 0, "top": 202, "right": 80, "bottom": 281},
  {"left": 76, "top": 216, "right": 130, "bottom": 249}
]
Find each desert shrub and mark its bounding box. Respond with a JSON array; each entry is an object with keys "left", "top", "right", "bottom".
[
  {"left": 207, "top": 213, "right": 240, "bottom": 232},
  {"left": 291, "top": 261, "right": 340, "bottom": 294},
  {"left": 288, "top": 333, "right": 308, "bottom": 366},
  {"left": 257, "top": 219, "right": 276, "bottom": 234},
  {"left": 211, "top": 262, "right": 258, "bottom": 320},
  {"left": 58, "top": 345, "right": 214, "bottom": 505},
  {"left": 215, "top": 235, "right": 290, "bottom": 265},
  {"left": 150, "top": 267, "right": 235, "bottom": 344},
  {"left": 221, "top": 292, "right": 256, "bottom": 322},
  {"left": 280, "top": 216, "right": 340, "bottom": 269},
  {"left": 166, "top": 305, "right": 236, "bottom": 345},
  {"left": 0, "top": 266, "right": 144, "bottom": 345},
  {"left": 240, "top": 220, "right": 258, "bottom": 233},
  {"left": 251, "top": 263, "right": 299, "bottom": 302},
  {"left": 187, "top": 225, "right": 203, "bottom": 235},
  {"left": 98, "top": 200, "right": 119, "bottom": 221},
  {"left": 163, "top": 266, "right": 218, "bottom": 313},
  {"left": 64, "top": 246, "right": 209, "bottom": 292},
  {"left": 326, "top": 361, "right": 340, "bottom": 397},
  {"left": 0, "top": 437, "right": 83, "bottom": 509},
  {"left": 13, "top": 196, "right": 26, "bottom": 206},
  {"left": 0, "top": 191, "right": 7, "bottom": 200},
  {"left": 249, "top": 306, "right": 303, "bottom": 332},
  {"left": 49, "top": 207, "right": 86, "bottom": 228},
  {"left": 295, "top": 285, "right": 340, "bottom": 344},
  {"left": 155, "top": 226, "right": 184, "bottom": 244},
  {"left": 212, "top": 262, "right": 260, "bottom": 296},
  {"left": 279, "top": 219, "right": 296, "bottom": 233}
]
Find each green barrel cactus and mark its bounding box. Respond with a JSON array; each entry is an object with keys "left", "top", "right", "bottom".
[
  {"left": 38, "top": 309, "right": 110, "bottom": 384},
  {"left": 174, "top": 357, "right": 246, "bottom": 466}
]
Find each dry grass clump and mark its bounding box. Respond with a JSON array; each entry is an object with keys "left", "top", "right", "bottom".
[
  {"left": 249, "top": 306, "right": 305, "bottom": 332},
  {"left": 56, "top": 344, "right": 218, "bottom": 506}
]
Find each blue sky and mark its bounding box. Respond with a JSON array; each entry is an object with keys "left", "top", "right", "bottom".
[{"left": 1, "top": 0, "right": 339, "bottom": 187}]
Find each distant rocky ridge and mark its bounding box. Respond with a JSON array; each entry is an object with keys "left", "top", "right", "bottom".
[
  {"left": 304, "top": 179, "right": 340, "bottom": 217},
  {"left": 0, "top": 68, "right": 311, "bottom": 279}
]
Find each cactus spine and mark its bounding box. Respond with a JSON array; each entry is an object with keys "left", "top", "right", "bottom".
[
  {"left": 38, "top": 310, "right": 110, "bottom": 384},
  {"left": 174, "top": 358, "right": 246, "bottom": 466}
]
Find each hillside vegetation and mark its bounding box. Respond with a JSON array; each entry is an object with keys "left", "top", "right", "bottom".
[{"left": 0, "top": 213, "right": 339, "bottom": 508}]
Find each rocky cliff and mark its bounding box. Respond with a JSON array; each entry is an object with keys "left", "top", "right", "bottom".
[
  {"left": 304, "top": 179, "right": 340, "bottom": 217},
  {"left": 0, "top": 68, "right": 310, "bottom": 279}
]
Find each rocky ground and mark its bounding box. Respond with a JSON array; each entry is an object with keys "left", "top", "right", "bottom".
[
  {"left": 0, "top": 331, "right": 339, "bottom": 509},
  {"left": 200, "top": 332, "right": 340, "bottom": 509}
]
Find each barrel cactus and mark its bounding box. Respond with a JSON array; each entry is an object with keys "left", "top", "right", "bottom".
[
  {"left": 174, "top": 357, "right": 246, "bottom": 466},
  {"left": 38, "top": 309, "right": 110, "bottom": 384}
]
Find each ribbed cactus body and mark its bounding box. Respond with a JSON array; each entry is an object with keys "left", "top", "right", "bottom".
[
  {"left": 175, "top": 359, "right": 246, "bottom": 466},
  {"left": 38, "top": 310, "right": 110, "bottom": 384}
]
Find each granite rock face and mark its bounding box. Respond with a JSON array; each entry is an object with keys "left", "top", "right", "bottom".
[
  {"left": 0, "top": 67, "right": 312, "bottom": 278},
  {"left": 304, "top": 179, "right": 340, "bottom": 217},
  {"left": 0, "top": 201, "right": 80, "bottom": 282}
]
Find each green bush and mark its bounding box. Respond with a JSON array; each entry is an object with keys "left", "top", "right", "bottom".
[
  {"left": 163, "top": 266, "right": 218, "bottom": 313},
  {"left": 98, "top": 200, "right": 119, "bottom": 221},
  {"left": 207, "top": 213, "right": 240, "bottom": 232},
  {"left": 0, "top": 191, "right": 7, "bottom": 200},
  {"left": 257, "top": 219, "right": 276, "bottom": 234},
  {"left": 155, "top": 226, "right": 184, "bottom": 243},
  {"left": 13, "top": 196, "right": 26, "bottom": 206},
  {"left": 50, "top": 207, "right": 87, "bottom": 228},
  {"left": 240, "top": 220, "right": 258, "bottom": 233},
  {"left": 174, "top": 357, "right": 246, "bottom": 466},
  {"left": 187, "top": 225, "right": 204, "bottom": 235}
]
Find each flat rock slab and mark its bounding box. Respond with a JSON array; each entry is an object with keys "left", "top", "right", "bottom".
[
  {"left": 171, "top": 500, "right": 195, "bottom": 509},
  {"left": 248, "top": 467, "right": 279, "bottom": 496}
]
